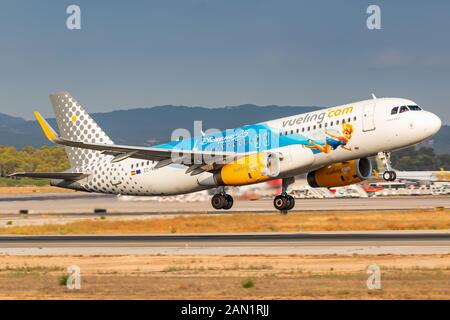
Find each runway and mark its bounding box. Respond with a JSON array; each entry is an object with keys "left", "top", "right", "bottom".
[
  {"left": 1, "top": 231, "right": 449, "bottom": 256},
  {"left": 0, "top": 193, "right": 449, "bottom": 215}
]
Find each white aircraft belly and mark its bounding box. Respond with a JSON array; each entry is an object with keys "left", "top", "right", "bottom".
[{"left": 126, "top": 165, "right": 207, "bottom": 196}]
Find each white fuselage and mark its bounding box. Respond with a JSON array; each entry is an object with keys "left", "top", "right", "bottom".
[{"left": 56, "top": 97, "right": 441, "bottom": 196}]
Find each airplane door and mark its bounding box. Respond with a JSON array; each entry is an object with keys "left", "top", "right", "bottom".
[{"left": 362, "top": 102, "right": 376, "bottom": 132}]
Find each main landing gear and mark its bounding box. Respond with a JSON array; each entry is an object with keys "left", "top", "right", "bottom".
[
  {"left": 211, "top": 187, "right": 234, "bottom": 210},
  {"left": 378, "top": 151, "right": 397, "bottom": 182},
  {"left": 273, "top": 177, "right": 296, "bottom": 214}
]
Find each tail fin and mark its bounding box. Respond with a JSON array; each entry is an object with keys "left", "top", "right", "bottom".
[{"left": 49, "top": 91, "right": 114, "bottom": 168}]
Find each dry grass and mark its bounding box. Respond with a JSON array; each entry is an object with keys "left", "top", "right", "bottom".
[
  {"left": 0, "top": 254, "right": 449, "bottom": 299},
  {"left": 0, "top": 186, "right": 73, "bottom": 195},
  {"left": 1, "top": 209, "right": 449, "bottom": 235}
]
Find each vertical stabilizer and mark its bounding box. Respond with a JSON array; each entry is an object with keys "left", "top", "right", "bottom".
[{"left": 49, "top": 92, "right": 114, "bottom": 168}]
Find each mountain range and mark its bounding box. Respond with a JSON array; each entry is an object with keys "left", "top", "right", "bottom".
[{"left": 0, "top": 105, "right": 449, "bottom": 154}]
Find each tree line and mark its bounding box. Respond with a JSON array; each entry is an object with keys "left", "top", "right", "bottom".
[
  {"left": 390, "top": 147, "right": 450, "bottom": 171},
  {"left": 0, "top": 145, "right": 449, "bottom": 182},
  {"left": 0, "top": 146, "right": 70, "bottom": 177}
]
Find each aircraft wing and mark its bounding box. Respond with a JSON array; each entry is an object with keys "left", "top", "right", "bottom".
[
  {"left": 34, "top": 111, "right": 249, "bottom": 173},
  {"left": 54, "top": 137, "right": 242, "bottom": 164},
  {"left": 8, "top": 172, "right": 89, "bottom": 180}
]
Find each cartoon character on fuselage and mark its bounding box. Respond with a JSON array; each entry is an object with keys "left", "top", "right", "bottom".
[{"left": 306, "top": 122, "right": 353, "bottom": 153}]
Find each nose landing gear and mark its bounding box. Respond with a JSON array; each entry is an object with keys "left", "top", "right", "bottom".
[
  {"left": 211, "top": 187, "right": 234, "bottom": 210},
  {"left": 382, "top": 170, "right": 397, "bottom": 182},
  {"left": 378, "top": 152, "right": 397, "bottom": 181},
  {"left": 273, "top": 177, "right": 296, "bottom": 214}
]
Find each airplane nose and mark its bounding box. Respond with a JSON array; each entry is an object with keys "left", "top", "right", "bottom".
[
  {"left": 426, "top": 112, "right": 442, "bottom": 135},
  {"left": 409, "top": 111, "right": 442, "bottom": 142}
]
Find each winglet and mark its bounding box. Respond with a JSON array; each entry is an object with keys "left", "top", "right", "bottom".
[{"left": 34, "top": 111, "right": 59, "bottom": 142}]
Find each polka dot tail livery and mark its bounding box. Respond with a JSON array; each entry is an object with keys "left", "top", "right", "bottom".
[{"left": 49, "top": 92, "right": 114, "bottom": 168}]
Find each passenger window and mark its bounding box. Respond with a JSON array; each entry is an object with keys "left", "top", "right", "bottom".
[
  {"left": 302, "top": 128, "right": 305, "bottom": 132},
  {"left": 325, "top": 123, "right": 328, "bottom": 128},
  {"left": 307, "top": 127, "right": 310, "bottom": 131},
  {"left": 391, "top": 107, "right": 399, "bottom": 115},
  {"left": 330, "top": 121, "right": 334, "bottom": 126},
  {"left": 313, "top": 125, "right": 316, "bottom": 130},
  {"left": 336, "top": 120, "right": 339, "bottom": 125},
  {"left": 291, "top": 130, "right": 293, "bottom": 135},
  {"left": 348, "top": 118, "right": 351, "bottom": 122},
  {"left": 400, "top": 106, "right": 409, "bottom": 113},
  {"left": 296, "top": 128, "right": 299, "bottom": 133}
]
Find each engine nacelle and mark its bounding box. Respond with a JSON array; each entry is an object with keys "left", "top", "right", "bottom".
[
  {"left": 198, "top": 145, "right": 314, "bottom": 187},
  {"left": 216, "top": 152, "right": 277, "bottom": 186},
  {"left": 307, "top": 158, "right": 372, "bottom": 188}
]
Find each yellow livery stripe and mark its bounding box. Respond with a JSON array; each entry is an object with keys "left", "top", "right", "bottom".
[{"left": 34, "top": 111, "right": 58, "bottom": 141}]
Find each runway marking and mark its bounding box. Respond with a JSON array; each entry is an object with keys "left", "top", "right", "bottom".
[
  {"left": 1, "top": 232, "right": 450, "bottom": 243},
  {"left": 1, "top": 232, "right": 449, "bottom": 255}
]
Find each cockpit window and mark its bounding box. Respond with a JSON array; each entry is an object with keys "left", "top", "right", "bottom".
[
  {"left": 408, "top": 105, "right": 422, "bottom": 111},
  {"left": 399, "top": 106, "right": 409, "bottom": 113},
  {"left": 391, "top": 107, "right": 399, "bottom": 115}
]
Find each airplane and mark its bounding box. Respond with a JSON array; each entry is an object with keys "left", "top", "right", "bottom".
[
  {"left": 375, "top": 152, "right": 450, "bottom": 183},
  {"left": 9, "top": 92, "right": 442, "bottom": 213}
]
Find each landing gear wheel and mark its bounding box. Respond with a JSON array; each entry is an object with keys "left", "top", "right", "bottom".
[
  {"left": 222, "top": 195, "right": 234, "bottom": 210},
  {"left": 211, "top": 194, "right": 234, "bottom": 210},
  {"left": 211, "top": 194, "right": 226, "bottom": 210},
  {"left": 390, "top": 171, "right": 397, "bottom": 181},
  {"left": 274, "top": 194, "right": 295, "bottom": 212},
  {"left": 383, "top": 170, "right": 397, "bottom": 182},
  {"left": 273, "top": 177, "right": 296, "bottom": 213},
  {"left": 285, "top": 195, "right": 295, "bottom": 210},
  {"left": 274, "top": 195, "right": 288, "bottom": 211}
]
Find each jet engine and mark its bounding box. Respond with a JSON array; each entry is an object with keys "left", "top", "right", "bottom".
[
  {"left": 197, "top": 145, "right": 314, "bottom": 187},
  {"left": 212, "top": 152, "right": 280, "bottom": 186},
  {"left": 307, "top": 158, "right": 372, "bottom": 188}
]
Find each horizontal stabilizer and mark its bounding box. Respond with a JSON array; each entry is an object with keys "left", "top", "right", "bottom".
[{"left": 8, "top": 172, "right": 89, "bottom": 180}]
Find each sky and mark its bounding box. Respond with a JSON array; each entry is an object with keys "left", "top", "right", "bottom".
[{"left": 0, "top": 0, "right": 449, "bottom": 123}]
